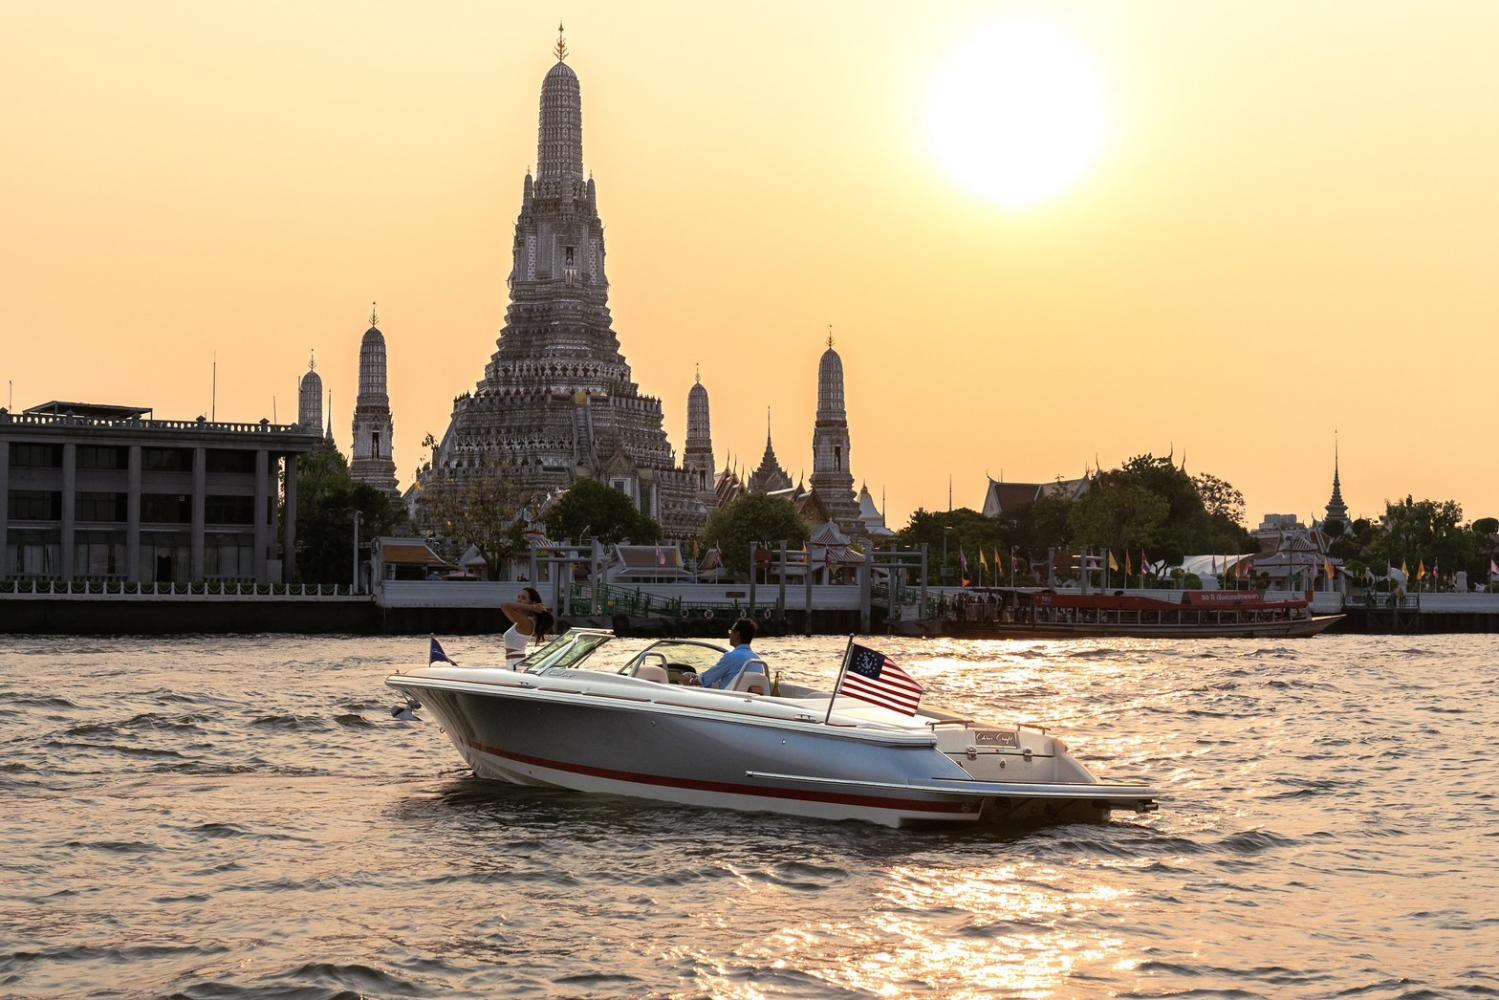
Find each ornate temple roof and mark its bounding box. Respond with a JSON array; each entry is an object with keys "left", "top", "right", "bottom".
[
  {"left": 747, "top": 411, "right": 793, "bottom": 494},
  {"left": 981, "top": 473, "right": 1092, "bottom": 519},
  {"left": 857, "top": 482, "right": 895, "bottom": 537}
]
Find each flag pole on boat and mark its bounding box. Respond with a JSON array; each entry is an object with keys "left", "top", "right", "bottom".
[{"left": 822, "top": 635, "right": 855, "bottom": 726}]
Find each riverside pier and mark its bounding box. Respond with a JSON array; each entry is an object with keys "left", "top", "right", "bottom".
[{"left": 8, "top": 578, "right": 1499, "bottom": 636}]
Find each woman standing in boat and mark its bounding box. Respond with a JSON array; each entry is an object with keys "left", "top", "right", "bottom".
[{"left": 500, "top": 587, "right": 553, "bottom": 667}]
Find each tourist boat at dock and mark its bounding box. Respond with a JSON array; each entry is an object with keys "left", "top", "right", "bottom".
[
  {"left": 387, "top": 630, "right": 1158, "bottom": 828},
  {"left": 946, "top": 588, "right": 1342, "bottom": 639}
]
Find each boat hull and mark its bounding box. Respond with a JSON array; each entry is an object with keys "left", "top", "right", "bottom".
[{"left": 389, "top": 676, "right": 1151, "bottom": 827}]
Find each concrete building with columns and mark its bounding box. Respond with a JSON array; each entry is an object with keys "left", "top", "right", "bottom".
[{"left": 1, "top": 401, "right": 321, "bottom": 584}]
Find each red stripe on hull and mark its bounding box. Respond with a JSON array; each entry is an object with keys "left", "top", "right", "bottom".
[{"left": 465, "top": 740, "right": 969, "bottom": 815}]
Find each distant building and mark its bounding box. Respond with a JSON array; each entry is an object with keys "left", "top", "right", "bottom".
[
  {"left": 350, "top": 307, "right": 399, "bottom": 501},
  {"left": 371, "top": 536, "right": 452, "bottom": 582},
  {"left": 426, "top": 36, "right": 709, "bottom": 542},
  {"left": 607, "top": 543, "right": 689, "bottom": 583},
  {"left": 810, "top": 338, "right": 863, "bottom": 536},
  {"left": 1, "top": 401, "right": 320, "bottom": 583},
  {"left": 1252, "top": 514, "right": 1341, "bottom": 591},
  {"left": 981, "top": 473, "right": 1092, "bottom": 519},
  {"left": 683, "top": 369, "right": 716, "bottom": 497},
  {"left": 1323, "top": 439, "right": 1349, "bottom": 529},
  {"left": 747, "top": 411, "right": 794, "bottom": 494},
  {"left": 857, "top": 483, "right": 895, "bottom": 538},
  {"left": 297, "top": 352, "right": 323, "bottom": 437},
  {"left": 714, "top": 460, "right": 746, "bottom": 509}
]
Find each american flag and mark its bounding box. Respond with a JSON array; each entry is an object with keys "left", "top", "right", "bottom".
[{"left": 838, "top": 643, "right": 923, "bottom": 715}]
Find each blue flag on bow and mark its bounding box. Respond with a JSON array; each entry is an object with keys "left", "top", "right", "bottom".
[{"left": 429, "top": 637, "right": 457, "bottom": 666}]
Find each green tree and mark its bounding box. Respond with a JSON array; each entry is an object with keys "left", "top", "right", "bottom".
[
  {"left": 1022, "top": 491, "right": 1079, "bottom": 552},
  {"left": 896, "top": 507, "right": 1006, "bottom": 586},
  {"left": 544, "top": 477, "right": 662, "bottom": 546},
  {"left": 1068, "top": 475, "right": 1169, "bottom": 555},
  {"left": 1193, "top": 472, "right": 1247, "bottom": 528},
  {"left": 1361, "top": 496, "right": 1478, "bottom": 583},
  {"left": 287, "top": 445, "right": 401, "bottom": 583},
  {"left": 419, "top": 474, "right": 536, "bottom": 580},
  {"left": 702, "top": 493, "right": 809, "bottom": 576},
  {"left": 1117, "top": 454, "right": 1254, "bottom": 554}
]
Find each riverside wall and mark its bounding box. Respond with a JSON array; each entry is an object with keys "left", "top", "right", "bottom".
[{"left": 6, "top": 585, "right": 1499, "bottom": 635}]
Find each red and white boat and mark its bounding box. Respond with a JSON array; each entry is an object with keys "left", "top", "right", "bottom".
[{"left": 947, "top": 589, "right": 1342, "bottom": 639}]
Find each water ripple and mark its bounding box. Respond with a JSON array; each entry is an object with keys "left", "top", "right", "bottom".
[{"left": 1, "top": 633, "right": 1494, "bottom": 998}]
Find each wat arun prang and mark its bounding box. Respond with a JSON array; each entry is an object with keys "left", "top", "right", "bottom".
[{"left": 428, "top": 33, "right": 713, "bottom": 541}]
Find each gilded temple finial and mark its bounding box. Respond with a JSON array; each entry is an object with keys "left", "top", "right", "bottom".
[{"left": 554, "top": 22, "right": 568, "bottom": 61}]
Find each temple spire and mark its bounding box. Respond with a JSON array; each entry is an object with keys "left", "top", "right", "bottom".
[
  {"left": 554, "top": 21, "right": 568, "bottom": 61},
  {"left": 369, "top": 301, "right": 379, "bottom": 327},
  {"left": 1324, "top": 430, "right": 1349, "bottom": 526}
]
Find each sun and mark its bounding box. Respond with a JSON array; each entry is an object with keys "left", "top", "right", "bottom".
[{"left": 925, "top": 20, "right": 1112, "bottom": 209}]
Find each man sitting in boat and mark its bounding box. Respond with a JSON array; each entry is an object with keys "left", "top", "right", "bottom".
[{"left": 691, "top": 618, "right": 765, "bottom": 689}]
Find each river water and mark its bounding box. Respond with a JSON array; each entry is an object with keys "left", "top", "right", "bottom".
[{"left": 1, "top": 633, "right": 1495, "bottom": 999}]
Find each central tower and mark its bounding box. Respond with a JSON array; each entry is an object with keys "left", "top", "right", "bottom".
[{"left": 430, "top": 31, "right": 708, "bottom": 540}]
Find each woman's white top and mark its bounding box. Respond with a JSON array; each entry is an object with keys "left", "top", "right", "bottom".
[{"left": 503, "top": 623, "right": 530, "bottom": 664}]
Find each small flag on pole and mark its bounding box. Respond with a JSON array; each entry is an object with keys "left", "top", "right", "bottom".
[
  {"left": 1490, "top": 558, "right": 1498, "bottom": 577},
  {"left": 838, "top": 643, "right": 924, "bottom": 715},
  {"left": 959, "top": 546, "right": 970, "bottom": 587},
  {"left": 1417, "top": 559, "right": 1427, "bottom": 581},
  {"left": 994, "top": 547, "right": 1003, "bottom": 574},
  {"left": 1108, "top": 550, "right": 1119, "bottom": 572},
  {"left": 1324, "top": 557, "right": 1335, "bottom": 581},
  {"left": 1125, "top": 551, "right": 1133, "bottom": 576},
  {"left": 429, "top": 637, "right": 457, "bottom": 666}
]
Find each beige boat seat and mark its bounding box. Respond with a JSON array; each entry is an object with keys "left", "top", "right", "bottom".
[
  {"left": 732, "top": 665, "right": 771, "bottom": 695},
  {"left": 635, "top": 663, "right": 669, "bottom": 684}
]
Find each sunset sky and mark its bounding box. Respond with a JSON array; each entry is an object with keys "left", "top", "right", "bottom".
[{"left": 3, "top": 1, "right": 1497, "bottom": 528}]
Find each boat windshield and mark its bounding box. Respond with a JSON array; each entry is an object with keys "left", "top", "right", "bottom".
[
  {"left": 519, "top": 630, "right": 613, "bottom": 675},
  {"left": 621, "top": 639, "right": 727, "bottom": 682}
]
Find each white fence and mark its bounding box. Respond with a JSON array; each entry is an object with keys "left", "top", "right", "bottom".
[{"left": 0, "top": 580, "right": 362, "bottom": 601}]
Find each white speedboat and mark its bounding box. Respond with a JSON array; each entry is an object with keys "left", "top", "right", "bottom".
[{"left": 387, "top": 630, "right": 1158, "bottom": 828}]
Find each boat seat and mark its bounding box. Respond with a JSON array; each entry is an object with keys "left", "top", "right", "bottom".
[
  {"left": 732, "top": 667, "right": 771, "bottom": 695},
  {"left": 635, "top": 663, "right": 669, "bottom": 684}
]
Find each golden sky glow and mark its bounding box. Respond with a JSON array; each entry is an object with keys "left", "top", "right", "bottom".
[{"left": 3, "top": 1, "right": 1497, "bottom": 528}]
